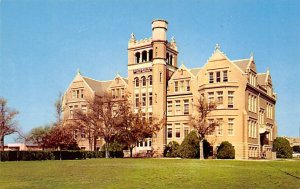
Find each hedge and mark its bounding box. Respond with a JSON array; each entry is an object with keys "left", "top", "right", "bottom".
[{"left": 0, "top": 150, "right": 123, "bottom": 161}]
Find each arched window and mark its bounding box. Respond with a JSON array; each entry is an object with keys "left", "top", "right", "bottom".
[
  {"left": 149, "top": 49, "right": 153, "bottom": 61},
  {"left": 135, "top": 52, "right": 140, "bottom": 64},
  {"left": 170, "top": 55, "right": 173, "bottom": 65},
  {"left": 166, "top": 53, "right": 169, "bottom": 64},
  {"left": 135, "top": 77, "right": 139, "bottom": 87},
  {"left": 141, "top": 76, "right": 146, "bottom": 86},
  {"left": 148, "top": 75, "right": 152, "bottom": 86},
  {"left": 142, "top": 51, "right": 147, "bottom": 62}
]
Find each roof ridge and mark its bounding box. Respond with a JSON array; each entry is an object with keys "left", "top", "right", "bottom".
[
  {"left": 232, "top": 58, "right": 250, "bottom": 62},
  {"left": 83, "top": 76, "right": 113, "bottom": 83}
]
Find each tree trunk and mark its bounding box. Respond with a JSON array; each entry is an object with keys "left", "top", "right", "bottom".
[
  {"left": 130, "top": 146, "right": 133, "bottom": 158},
  {"left": 94, "top": 135, "right": 97, "bottom": 151},
  {"left": 0, "top": 135, "right": 4, "bottom": 151},
  {"left": 199, "top": 138, "right": 204, "bottom": 160},
  {"left": 105, "top": 142, "right": 110, "bottom": 158}
]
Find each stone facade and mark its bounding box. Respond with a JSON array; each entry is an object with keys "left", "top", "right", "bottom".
[{"left": 62, "top": 20, "right": 277, "bottom": 159}]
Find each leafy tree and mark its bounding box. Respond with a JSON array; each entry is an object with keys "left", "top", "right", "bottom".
[
  {"left": 273, "top": 137, "right": 293, "bottom": 158},
  {"left": 190, "top": 97, "right": 219, "bottom": 159},
  {"left": 116, "top": 98, "right": 162, "bottom": 158},
  {"left": 0, "top": 98, "right": 20, "bottom": 151},
  {"left": 164, "top": 141, "right": 180, "bottom": 157},
  {"left": 178, "top": 131, "right": 200, "bottom": 158},
  {"left": 74, "top": 93, "right": 123, "bottom": 158},
  {"left": 217, "top": 141, "right": 235, "bottom": 159},
  {"left": 292, "top": 145, "right": 300, "bottom": 153},
  {"left": 26, "top": 125, "right": 52, "bottom": 150}
]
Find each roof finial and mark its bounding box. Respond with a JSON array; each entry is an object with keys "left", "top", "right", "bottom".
[
  {"left": 77, "top": 68, "right": 81, "bottom": 75},
  {"left": 250, "top": 52, "right": 254, "bottom": 57},
  {"left": 129, "top": 32, "right": 136, "bottom": 43},
  {"left": 171, "top": 36, "right": 176, "bottom": 43},
  {"left": 215, "top": 44, "right": 221, "bottom": 50}
]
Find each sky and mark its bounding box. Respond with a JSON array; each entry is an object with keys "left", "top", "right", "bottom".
[{"left": 1, "top": 0, "right": 300, "bottom": 143}]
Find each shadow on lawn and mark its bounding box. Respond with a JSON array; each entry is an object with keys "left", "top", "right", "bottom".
[{"left": 266, "top": 163, "right": 300, "bottom": 180}]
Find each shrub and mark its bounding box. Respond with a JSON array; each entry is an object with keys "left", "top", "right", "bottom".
[
  {"left": 273, "top": 137, "right": 293, "bottom": 158},
  {"left": 217, "top": 141, "right": 235, "bottom": 159},
  {"left": 178, "top": 131, "right": 200, "bottom": 158},
  {"left": 164, "top": 141, "right": 180, "bottom": 157}
]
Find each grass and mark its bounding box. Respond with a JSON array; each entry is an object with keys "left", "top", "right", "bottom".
[{"left": 0, "top": 159, "right": 300, "bottom": 189}]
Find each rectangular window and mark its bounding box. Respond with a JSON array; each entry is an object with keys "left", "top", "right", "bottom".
[
  {"left": 217, "top": 91, "right": 223, "bottom": 105},
  {"left": 142, "top": 93, "right": 147, "bottom": 107},
  {"left": 121, "top": 88, "right": 124, "bottom": 98},
  {"left": 184, "top": 99, "right": 189, "bottom": 115},
  {"left": 217, "top": 118, "right": 223, "bottom": 136},
  {"left": 82, "top": 105, "right": 87, "bottom": 115},
  {"left": 149, "top": 92, "right": 152, "bottom": 106},
  {"left": 76, "top": 90, "right": 80, "bottom": 99},
  {"left": 223, "top": 70, "right": 228, "bottom": 82},
  {"left": 228, "top": 91, "right": 234, "bottom": 108},
  {"left": 175, "top": 100, "right": 181, "bottom": 115},
  {"left": 183, "top": 124, "right": 189, "bottom": 137},
  {"left": 209, "top": 72, "right": 214, "bottom": 83},
  {"left": 81, "top": 89, "right": 84, "bottom": 98},
  {"left": 72, "top": 90, "right": 76, "bottom": 99},
  {"left": 144, "top": 140, "right": 148, "bottom": 147},
  {"left": 167, "top": 101, "right": 172, "bottom": 116},
  {"left": 116, "top": 89, "right": 120, "bottom": 98},
  {"left": 149, "top": 112, "right": 153, "bottom": 123},
  {"left": 180, "top": 80, "right": 184, "bottom": 92},
  {"left": 208, "top": 92, "right": 214, "bottom": 103},
  {"left": 69, "top": 106, "right": 73, "bottom": 119},
  {"left": 175, "top": 124, "right": 181, "bottom": 138},
  {"left": 81, "top": 129, "right": 86, "bottom": 139},
  {"left": 135, "top": 94, "right": 139, "bottom": 107},
  {"left": 142, "top": 113, "right": 146, "bottom": 122},
  {"left": 167, "top": 125, "right": 172, "bottom": 138},
  {"left": 174, "top": 81, "right": 178, "bottom": 92},
  {"left": 228, "top": 118, "right": 234, "bottom": 136},
  {"left": 208, "top": 119, "right": 214, "bottom": 135},
  {"left": 186, "top": 80, "right": 190, "bottom": 91},
  {"left": 216, "top": 71, "right": 221, "bottom": 82},
  {"left": 112, "top": 89, "right": 115, "bottom": 99}
]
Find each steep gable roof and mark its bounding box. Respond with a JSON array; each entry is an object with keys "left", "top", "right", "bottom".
[
  {"left": 232, "top": 59, "right": 250, "bottom": 72},
  {"left": 82, "top": 77, "right": 112, "bottom": 95},
  {"left": 257, "top": 73, "right": 267, "bottom": 86},
  {"left": 190, "top": 68, "right": 202, "bottom": 77}
]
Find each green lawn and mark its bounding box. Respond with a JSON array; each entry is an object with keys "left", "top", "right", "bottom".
[{"left": 0, "top": 159, "right": 300, "bottom": 189}]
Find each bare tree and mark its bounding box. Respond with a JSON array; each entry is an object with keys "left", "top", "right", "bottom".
[
  {"left": 190, "top": 97, "right": 219, "bottom": 159},
  {"left": 0, "top": 97, "right": 19, "bottom": 151},
  {"left": 74, "top": 93, "right": 122, "bottom": 158}
]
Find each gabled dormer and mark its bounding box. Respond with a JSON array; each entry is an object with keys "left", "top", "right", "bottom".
[
  {"left": 108, "top": 73, "right": 128, "bottom": 99},
  {"left": 167, "top": 64, "right": 193, "bottom": 94}
]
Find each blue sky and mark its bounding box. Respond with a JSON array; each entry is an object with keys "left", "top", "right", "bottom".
[{"left": 1, "top": 0, "right": 300, "bottom": 143}]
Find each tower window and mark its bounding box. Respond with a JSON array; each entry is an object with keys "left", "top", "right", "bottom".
[
  {"left": 170, "top": 55, "right": 173, "bottom": 65},
  {"left": 149, "top": 49, "right": 153, "bottom": 61},
  {"left": 142, "top": 76, "right": 146, "bottom": 87},
  {"left": 135, "top": 52, "right": 140, "bottom": 64},
  {"left": 142, "top": 93, "right": 146, "bottom": 106},
  {"left": 135, "top": 94, "right": 139, "bottom": 107},
  {"left": 166, "top": 53, "right": 169, "bottom": 64},
  {"left": 149, "top": 92, "right": 152, "bottom": 106},
  {"left": 135, "top": 77, "right": 139, "bottom": 88},
  {"left": 142, "top": 51, "right": 147, "bottom": 62},
  {"left": 148, "top": 75, "right": 152, "bottom": 86}
]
